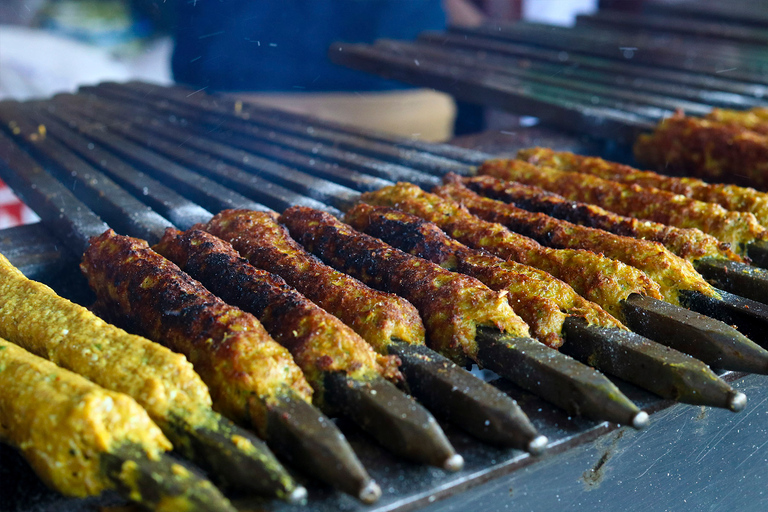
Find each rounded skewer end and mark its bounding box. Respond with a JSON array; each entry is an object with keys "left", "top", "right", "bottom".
[
  {"left": 287, "top": 485, "right": 308, "bottom": 505},
  {"left": 632, "top": 411, "right": 650, "bottom": 430},
  {"left": 527, "top": 435, "right": 549, "bottom": 455},
  {"left": 359, "top": 480, "right": 382, "bottom": 504},
  {"left": 729, "top": 392, "right": 747, "bottom": 413},
  {"left": 443, "top": 453, "right": 465, "bottom": 472}
]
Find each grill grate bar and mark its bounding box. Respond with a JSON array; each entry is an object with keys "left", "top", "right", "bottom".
[
  {"left": 418, "top": 31, "right": 768, "bottom": 101},
  {"left": 451, "top": 23, "right": 768, "bottom": 84}
]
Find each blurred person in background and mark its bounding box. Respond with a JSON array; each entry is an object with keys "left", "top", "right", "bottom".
[{"left": 171, "top": 0, "right": 487, "bottom": 140}]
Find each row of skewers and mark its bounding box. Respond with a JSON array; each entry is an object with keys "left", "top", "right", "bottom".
[{"left": 3, "top": 83, "right": 768, "bottom": 510}]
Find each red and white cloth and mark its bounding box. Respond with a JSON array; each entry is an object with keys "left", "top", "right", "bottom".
[{"left": 0, "top": 179, "right": 39, "bottom": 229}]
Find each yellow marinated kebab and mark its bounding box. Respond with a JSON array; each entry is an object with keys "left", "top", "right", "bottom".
[
  {"left": 362, "top": 184, "right": 768, "bottom": 375},
  {"left": 202, "top": 210, "right": 549, "bottom": 450},
  {"left": 345, "top": 203, "right": 622, "bottom": 349},
  {"left": 706, "top": 107, "right": 768, "bottom": 136},
  {"left": 436, "top": 176, "right": 719, "bottom": 307},
  {"left": 80, "top": 230, "right": 380, "bottom": 503},
  {"left": 280, "top": 205, "right": 646, "bottom": 428},
  {"left": 634, "top": 112, "right": 768, "bottom": 192},
  {"left": 154, "top": 228, "right": 462, "bottom": 470},
  {"left": 478, "top": 157, "right": 768, "bottom": 258},
  {"left": 362, "top": 183, "right": 661, "bottom": 321},
  {"left": 458, "top": 174, "right": 741, "bottom": 264},
  {"left": 457, "top": 174, "right": 768, "bottom": 310},
  {"left": 345, "top": 203, "right": 746, "bottom": 412},
  {"left": 0, "top": 252, "right": 302, "bottom": 501},
  {"left": 0, "top": 338, "right": 235, "bottom": 512},
  {"left": 519, "top": 146, "right": 768, "bottom": 227}
]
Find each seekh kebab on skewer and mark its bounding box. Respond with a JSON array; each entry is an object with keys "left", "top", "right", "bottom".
[
  {"left": 634, "top": 113, "right": 768, "bottom": 200},
  {"left": 477, "top": 158, "right": 768, "bottom": 261},
  {"left": 0, "top": 253, "right": 303, "bottom": 501},
  {"left": 363, "top": 183, "right": 661, "bottom": 322},
  {"left": 202, "top": 209, "right": 549, "bottom": 450},
  {"left": 0, "top": 338, "right": 234, "bottom": 512},
  {"left": 436, "top": 176, "right": 718, "bottom": 307},
  {"left": 361, "top": 184, "right": 768, "bottom": 374},
  {"left": 81, "top": 230, "right": 381, "bottom": 503},
  {"left": 153, "top": 227, "right": 463, "bottom": 469},
  {"left": 519, "top": 146, "right": 768, "bottom": 227},
  {"left": 345, "top": 203, "right": 745, "bottom": 411},
  {"left": 278, "top": 206, "right": 646, "bottom": 428},
  {"left": 706, "top": 107, "right": 768, "bottom": 136},
  {"left": 458, "top": 174, "right": 740, "bottom": 266},
  {"left": 458, "top": 174, "right": 768, "bottom": 334}
]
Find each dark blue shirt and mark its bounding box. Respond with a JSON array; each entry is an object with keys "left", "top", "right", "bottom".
[{"left": 172, "top": 0, "right": 446, "bottom": 92}]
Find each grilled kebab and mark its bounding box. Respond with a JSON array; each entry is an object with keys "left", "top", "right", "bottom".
[
  {"left": 634, "top": 112, "right": 768, "bottom": 192},
  {"left": 280, "top": 205, "right": 646, "bottom": 427},
  {"left": 0, "top": 253, "right": 303, "bottom": 501},
  {"left": 81, "top": 230, "right": 380, "bottom": 503},
  {"left": 458, "top": 174, "right": 768, "bottom": 330},
  {"left": 519, "top": 147, "right": 768, "bottom": 227},
  {"left": 154, "top": 227, "right": 463, "bottom": 469},
  {"left": 0, "top": 338, "right": 234, "bottom": 512},
  {"left": 706, "top": 107, "right": 768, "bottom": 136},
  {"left": 345, "top": 203, "right": 745, "bottom": 411},
  {"left": 202, "top": 209, "right": 548, "bottom": 450},
  {"left": 362, "top": 184, "right": 768, "bottom": 374},
  {"left": 478, "top": 158, "right": 768, "bottom": 259},
  {"left": 436, "top": 175, "right": 718, "bottom": 307}
]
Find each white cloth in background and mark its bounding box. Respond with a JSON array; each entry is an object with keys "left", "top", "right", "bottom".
[
  {"left": 0, "top": 25, "right": 173, "bottom": 101},
  {"left": 523, "top": 0, "right": 598, "bottom": 26}
]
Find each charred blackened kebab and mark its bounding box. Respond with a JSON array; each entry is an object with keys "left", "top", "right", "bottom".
[
  {"left": 153, "top": 227, "right": 463, "bottom": 469},
  {"left": 202, "top": 209, "right": 550, "bottom": 450},
  {"left": 0, "top": 252, "right": 304, "bottom": 501},
  {"left": 81, "top": 230, "right": 381, "bottom": 503},
  {"left": 0, "top": 338, "right": 234, "bottom": 512},
  {"left": 344, "top": 202, "right": 745, "bottom": 411},
  {"left": 361, "top": 184, "right": 768, "bottom": 374},
  {"left": 477, "top": 158, "right": 768, "bottom": 263},
  {"left": 277, "top": 206, "right": 647, "bottom": 428}
]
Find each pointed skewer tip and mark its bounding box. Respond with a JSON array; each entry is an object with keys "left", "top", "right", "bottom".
[
  {"left": 287, "top": 485, "right": 309, "bottom": 505},
  {"left": 527, "top": 435, "right": 549, "bottom": 455},
  {"left": 359, "top": 480, "right": 382, "bottom": 504},
  {"left": 443, "top": 453, "right": 465, "bottom": 472},
  {"left": 729, "top": 392, "right": 747, "bottom": 413},
  {"left": 632, "top": 411, "right": 650, "bottom": 430}
]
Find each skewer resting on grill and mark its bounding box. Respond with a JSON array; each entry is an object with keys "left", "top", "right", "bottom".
[
  {"left": 0, "top": 252, "right": 305, "bottom": 501},
  {"left": 0, "top": 338, "right": 235, "bottom": 512},
  {"left": 477, "top": 158, "right": 768, "bottom": 264},
  {"left": 278, "top": 206, "right": 647, "bottom": 428},
  {"left": 202, "top": 209, "right": 549, "bottom": 450},
  {"left": 344, "top": 203, "right": 746, "bottom": 411},
  {"left": 153, "top": 227, "right": 463, "bottom": 470},
  {"left": 458, "top": 174, "right": 768, "bottom": 346},
  {"left": 81, "top": 231, "right": 381, "bottom": 503},
  {"left": 362, "top": 183, "right": 768, "bottom": 374},
  {"left": 706, "top": 107, "right": 768, "bottom": 136}
]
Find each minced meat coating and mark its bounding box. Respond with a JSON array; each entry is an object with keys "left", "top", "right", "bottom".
[
  {"left": 202, "top": 209, "right": 426, "bottom": 353},
  {"left": 361, "top": 183, "right": 663, "bottom": 322},
  {"left": 280, "top": 206, "right": 529, "bottom": 365},
  {"left": 460, "top": 174, "right": 742, "bottom": 263},
  {"left": 479, "top": 157, "right": 768, "bottom": 255},
  {"left": 345, "top": 202, "right": 623, "bottom": 350},
  {"left": 81, "top": 229, "right": 312, "bottom": 437}
]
